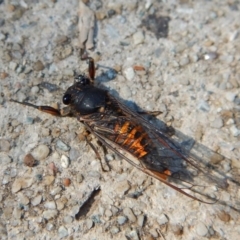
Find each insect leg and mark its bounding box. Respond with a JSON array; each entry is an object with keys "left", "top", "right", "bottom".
[
  {"left": 137, "top": 111, "right": 162, "bottom": 116},
  {"left": 84, "top": 135, "right": 110, "bottom": 172},
  {"left": 10, "top": 99, "right": 71, "bottom": 116},
  {"left": 81, "top": 56, "right": 95, "bottom": 81}
]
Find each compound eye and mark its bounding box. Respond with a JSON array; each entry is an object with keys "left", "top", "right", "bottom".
[{"left": 62, "top": 93, "right": 71, "bottom": 105}]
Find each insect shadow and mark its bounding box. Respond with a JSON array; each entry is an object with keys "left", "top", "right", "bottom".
[{"left": 94, "top": 66, "right": 240, "bottom": 213}]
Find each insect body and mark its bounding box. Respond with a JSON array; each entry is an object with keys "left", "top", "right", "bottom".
[{"left": 11, "top": 58, "right": 239, "bottom": 208}]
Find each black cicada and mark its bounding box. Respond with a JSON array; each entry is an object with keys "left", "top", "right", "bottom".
[{"left": 11, "top": 58, "right": 240, "bottom": 211}]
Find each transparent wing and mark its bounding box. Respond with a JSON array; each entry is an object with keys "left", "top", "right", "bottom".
[{"left": 83, "top": 94, "right": 240, "bottom": 212}]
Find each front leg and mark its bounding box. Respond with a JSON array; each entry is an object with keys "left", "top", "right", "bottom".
[{"left": 10, "top": 99, "right": 71, "bottom": 117}]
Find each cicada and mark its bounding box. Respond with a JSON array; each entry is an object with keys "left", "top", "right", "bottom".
[{"left": 11, "top": 58, "right": 240, "bottom": 210}]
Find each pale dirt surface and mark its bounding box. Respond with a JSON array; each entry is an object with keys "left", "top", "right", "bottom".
[{"left": 0, "top": 0, "right": 240, "bottom": 239}]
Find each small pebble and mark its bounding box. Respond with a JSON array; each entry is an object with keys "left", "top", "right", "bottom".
[
  {"left": 12, "top": 177, "right": 33, "bottom": 193},
  {"left": 61, "top": 155, "right": 70, "bottom": 168},
  {"left": 9, "top": 61, "right": 18, "bottom": 71},
  {"left": 114, "top": 180, "right": 130, "bottom": 195},
  {"left": 31, "top": 86, "right": 39, "bottom": 94},
  {"left": 105, "top": 153, "right": 114, "bottom": 161},
  {"left": 86, "top": 219, "right": 93, "bottom": 230},
  {"left": 44, "top": 175, "right": 55, "bottom": 186},
  {"left": 50, "top": 186, "right": 62, "bottom": 196},
  {"left": 123, "top": 207, "right": 137, "bottom": 222},
  {"left": 63, "top": 178, "right": 71, "bottom": 187},
  {"left": 179, "top": 57, "right": 189, "bottom": 66},
  {"left": 46, "top": 223, "right": 55, "bottom": 231},
  {"left": 13, "top": 207, "right": 22, "bottom": 219},
  {"left": 88, "top": 171, "right": 101, "bottom": 179},
  {"left": 137, "top": 214, "right": 145, "bottom": 227},
  {"left": 196, "top": 222, "right": 208, "bottom": 236},
  {"left": 43, "top": 210, "right": 58, "bottom": 220},
  {"left": 44, "top": 201, "right": 56, "bottom": 210},
  {"left": 105, "top": 209, "right": 112, "bottom": 217},
  {"left": 210, "top": 117, "right": 223, "bottom": 129},
  {"left": 31, "top": 195, "right": 42, "bottom": 206},
  {"left": 3, "top": 207, "right": 13, "bottom": 220},
  {"left": 217, "top": 211, "right": 231, "bottom": 222},
  {"left": 0, "top": 139, "right": 10, "bottom": 152},
  {"left": 56, "top": 199, "right": 65, "bottom": 211},
  {"left": 126, "top": 229, "right": 139, "bottom": 240},
  {"left": 197, "top": 100, "right": 210, "bottom": 112},
  {"left": 12, "top": 179, "right": 22, "bottom": 193},
  {"left": 132, "top": 31, "right": 145, "bottom": 45},
  {"left": 204, "top": 52, "right": 218, "bottom": 60},
  {"left": 110, "top": 226, "right": 120, "bottom": 234},
  {"left": 118, "top": 216, "right": 127, "bottom": 225},
  {"left": 58, "top": 226, "right": 68, "bottom": 238},
  {"left": 63, "top": 69, "right": 74, "bottom": 76},
  {"left": 16, "top": 65, "right": 24, "bottom": 73},
  {"left": 33, "top": 60, "right": 44, "bottom": 71},
  {"left": 48, "top": 162, "right": 58, "bottom": 175},
  {"left": 24, "top": 153, "right": 36, "bottom": 167},
  {"left": 230, "top": 125, "right": 240, "bottom": 137},
  {"left": 32, "top": 144, "right": 50, "bottom": 160},
  {"left": 0, "top": 71, "right": 8, "bottom": 79},
  {"left": 123, "top": 67, "right": 135, "bottom": 81},
  {"left": 2, "top": 175, "right": 10, "bottom": 184},
  {"left": 56, "top": 140, "right": 70, "bottom": 151},
  {"left": 225, "top": 92, "right": 236, "bottom": 102},
  {"left": 69, "top": 148, "right": 81, "bottom": 161},
  {"left": 18, "top": 193, "right": 30, "bottom": 205},
  {"left": 63, "top": 216, "right": 73, "bottom": 224},
  {"left": 0, "top": 154, "right": 12, "bottom": 164}
]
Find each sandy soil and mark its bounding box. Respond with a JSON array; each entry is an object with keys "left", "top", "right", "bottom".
[{"left": 0, "top": 0, "right": 240, "bottom": 239}]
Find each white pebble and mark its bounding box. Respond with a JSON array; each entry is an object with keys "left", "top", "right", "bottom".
[
  {"left": 123, "top": 67, "right": 135, "bottom": 81},
  {"left": 32, "top": 144, "right": 50, "bottom": 160},
  {"left": 18, "top": 193, "right": 29, "bottom": 205},
  {"left": 196, "top": 222, "right": 208, "bottom": 236},
  {"left": 9, "top": 61, "right": 18, "bottom": 70},
  {"left": 61, "top": 155, "right": 70, "bottom": 168},
  {"left": 118, "top": 216, "right": 127, "bottom": 225},
  {"left": 31, "top": 86, "right": 39, "bottom": 94},
  {"left": 44, "top": 201, "right": 56, "bottom": 209},
  {"left": 13, "top": 208, "right": 22, "bottom": 219},
  {"left": 114, "top": 180, "right": 130, "bottom": 196},
  {"left": 132, "top": 31, "right": 145, "bottom": 45},
  {"left": 230, "top": 125, "right": 240, "bottom": 137},
  {"left": 58, "top": 226, "right": 68, "bottom": 238},
  {"left": 110, "top": 226, "right": 120, "bottom": 234},
  {"left": 43, "top": 210, "right": 58, "bottom": 220},
  {"left": 31, "top": 195, "right": 42, "bottom": 206},
  {"left": 225, "top": 92, "right": 236, "bottom": 102}
]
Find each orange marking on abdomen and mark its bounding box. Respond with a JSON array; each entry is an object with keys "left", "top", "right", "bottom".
[
  {"left": 131, "top": 134, "right": 148, "bottom": 158},
  {"left": 119, "top": 121, "right": 130, "bottom": 134},
  {"left": 123, "top": 126, "right": 141, "bottom": 145},
  {"left": 115, "top": 122, "right": 149, "bottom": 158},
  {"left": 115, "top": 121, "right": 130, "bottom": 142}
]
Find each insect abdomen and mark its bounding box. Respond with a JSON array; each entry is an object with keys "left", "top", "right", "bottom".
[{"left": 113, "top": 120, "right": 150, "bottom": 158}]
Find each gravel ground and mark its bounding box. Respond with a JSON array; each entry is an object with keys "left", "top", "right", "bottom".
[{"left": 0, "top": 0, "right": 240, "bottom": 239}]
